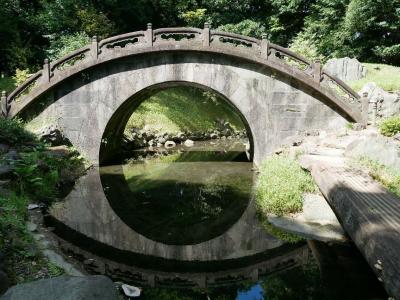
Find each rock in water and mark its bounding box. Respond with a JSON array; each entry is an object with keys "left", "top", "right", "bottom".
[
  {"left": 27, "top": 204, "right": 40, "bottom": 210},
  {"left": 184, "top": 139, "right": 194, "bottom": 147},
  {"left": 121, "top": 284, "right": 141, "bottom": 297},
  {"left": 164, "top": 141, "right": 176, "bottom": 149},
  {"left": 0, "top": 275, "right": 119, "bottom": 300}
]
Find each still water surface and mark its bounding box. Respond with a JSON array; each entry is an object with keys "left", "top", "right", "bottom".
[{"left": 47, "top": 139, "right": 387, "bottom": 299}]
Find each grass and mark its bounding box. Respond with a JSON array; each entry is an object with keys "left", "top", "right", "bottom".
[
  {"left": 347, "top": 63, "right": 400, "bottom": 92},
  {"left": 0, "top": 117, "right": 85, "bottom": 284},
  {"left": 255, "top": 155, "right": 317, "bottom": 217},
  {"left": 0, "top": 193, "right": 65, "bottom": 283},
  {"left": 126, "top": 87, "right": 245, "bottom": 134},
  {"left": 357, "top": 156, "right": 400, "bottom": 198},
  {"left": 0, "top": 76, "right": 16, "bottom": 93},
  {"left": 255, "top": 155, "right": 316, "bottom": 243},
  {"left": 379, "top": 115, "right": 400, "bottom": 137}
]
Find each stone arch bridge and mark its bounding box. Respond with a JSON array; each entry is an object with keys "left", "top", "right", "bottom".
[{"left": 1, "top": 24, "right": 367, "bottom": 165}]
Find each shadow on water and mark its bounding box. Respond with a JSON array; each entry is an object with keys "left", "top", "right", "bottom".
[{"left": 100, "top": 152, "right": 253, "bottom": 245}]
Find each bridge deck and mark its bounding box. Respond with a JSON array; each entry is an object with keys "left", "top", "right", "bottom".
[{"left": 300, "top": 154, "right": 400, "bottom": 299}]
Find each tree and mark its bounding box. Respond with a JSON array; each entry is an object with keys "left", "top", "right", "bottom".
[
  {"left": 296, "top": 0, "right": 350, "bottom": 59},
  {"left": 0, "top": 0, "right": 46, "bottom": 73},
  {"left": 342, "top": 0, "right": 400, "bottom": 64},
  {"left": 37, "top": 0, "right": 115, "bottom": 38}
]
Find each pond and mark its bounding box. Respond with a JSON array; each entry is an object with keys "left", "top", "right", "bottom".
[{"left": 46, "top": 139, "right": 387, "bottom": 299}]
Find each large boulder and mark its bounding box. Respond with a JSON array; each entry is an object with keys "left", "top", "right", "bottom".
[
  {"left": 345, "top": 130, "right": 400, "bottom": 170},
  {"left": 1, "top": 275, "right": 119, "bottom": 300},
  {"left": 359, "top": 82, "right": 400, "bottom": 118},
  {"left": 323, "top": 57, "right": 367, "bottom": 82}
]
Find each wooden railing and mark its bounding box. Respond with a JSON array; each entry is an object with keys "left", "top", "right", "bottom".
[{"left": 2, "top": 23, "right": 362, "bottom": 119}]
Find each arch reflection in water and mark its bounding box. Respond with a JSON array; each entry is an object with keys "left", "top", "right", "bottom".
[{"left": 100, "top": 140, "right": 253, "bottom": 245}]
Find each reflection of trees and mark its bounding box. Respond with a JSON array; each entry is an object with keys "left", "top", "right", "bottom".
[
  {"left": 102, "top": 157, "right": 253, "bottom": 244},
  {"left": 260, "top": 263, "right": 322, "bottom": 300},
  {"left": 196, "top": 176, "right": 226, "bottom": 218}
]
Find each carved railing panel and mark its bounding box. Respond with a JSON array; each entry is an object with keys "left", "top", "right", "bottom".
[
  {"left": 50, "top": 47, "right": 91, "bottom": 76},
  {"left": 99, "top": 32, "right": 146, "bottom": 52},
  {"left": 210, "top": 31, "right": 260, "bottom": 50},
  {"left": 153, "top": 28, "right": 202, "bottom": 44},
  {"left": 320, "top": 72, "right": 361, "bottom": 108},
  {"left": 7, "top": 71, "right": 42, "bottom": 104},
  {"left": 268, "top": 44, "right": 314, "bottom": 76},
  {"left": 3, "top": 24, "right": 362, "bottom": 121}
]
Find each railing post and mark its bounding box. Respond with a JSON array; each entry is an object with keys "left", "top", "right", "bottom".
[
  {"left": 261, "top": 34, "right": 269, "bottom": 59},
  {"left": 42, "top": 58, "right": 51, "bottom": 83},
  {"left": 1, "top": 91, "right": 7, "bottom": 118},
  {"left": 91, "top": 36, "right": 98, "bottom": 60},
  {"left": 313, "top": 59, "right": 321, "bottom": 84},
  {"left": 361, "top": 92, "right": 369, "bottom": 125},
  {"left": 203, "top": 22, "right": 210, "bottom": 47},
  {"left": 146, "top": 23, "right": 153, "bottom": 46}
]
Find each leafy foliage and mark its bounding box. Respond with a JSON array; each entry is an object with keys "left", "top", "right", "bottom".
[
  {"left": 0, "top": 76, "right": 16, "bottom": 93},
  {"left": 180, "top": 8, "right": 208, "bottom": 27},
  {"left": 1, "top": 0, "right": 399, "bottom": 78},
  {"left": 379, "top": 115, "right": 400, "bottom": 137},
  {"left": 46, "top": 32, "right": 90, "bottom": 61},
  {"left": 218, "top": 20, "right": 266, "bottom": 39},
  {"left": 0, "top": 118, "right": 85, "bottom": 283},
  {"left": 342, "top": 0, "right": 400, "bottom": 65},
  {"left": 0, "top": 118, "right": 36, "bottom": 146},
  {"left": 12, "top": 69, "right": 31, "bottom": 86},
  {"left": 289, "top": 32, "right": 326, "bottom": 62}
]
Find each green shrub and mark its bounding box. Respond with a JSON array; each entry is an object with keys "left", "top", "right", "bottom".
[
  {"left": 180, "top": 9, "right": 208, "bottom": 27},
  {"left": 379, "top": 115, "right": 400, "bottom": 137},
  {"left": 0, "top": 76, "right": 16, "bottom": 93},
  {"left": 46, "top": 32, "right": 90, "bottom": 61},
  {"left": 256, "top": 155, "right": 317, "bottom": 216},
  {"left": 11, "top": 148, "right": 85, "bottom": 202},
  {"left": 217, "top": 20, "right": 266, "bottom": 38},
  {"left": 12, "top": 69, "right": 31, "bottom": 86},
  {"left": 289, "top": 32, "right": 326, "bottom": 63},
  {"left": 0, "top": 118, "right": 36, "bottom": 146}
]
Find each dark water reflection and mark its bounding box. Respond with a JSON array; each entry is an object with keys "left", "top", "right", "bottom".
[
  {"left": 100, "top": 148, "right": 253, "bottom": 244},
  {"left": 47, "top": 139, "right": 387, "bottom": 299}
]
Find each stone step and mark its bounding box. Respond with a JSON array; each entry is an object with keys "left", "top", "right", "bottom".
[
  {"left": 298, "top": 154, "right": 346, "bottom": 171},
  {"left": 308, "top": 147, "right": 345, "bottom": 157},
  {"left": 267, "top": 193, "right": 347, "bottom": 243}
]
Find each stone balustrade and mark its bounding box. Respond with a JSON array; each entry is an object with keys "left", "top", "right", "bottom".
[{"left": 1, "top": 23, "right": 363, "bottom": 122}]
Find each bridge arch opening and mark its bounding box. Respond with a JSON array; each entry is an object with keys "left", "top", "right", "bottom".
[
  {"left": 98, "top": 82, "right": 255, "bottom": 245},
  {"left": 99, "top": 81, "right": 255, "bottom": 165}
]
